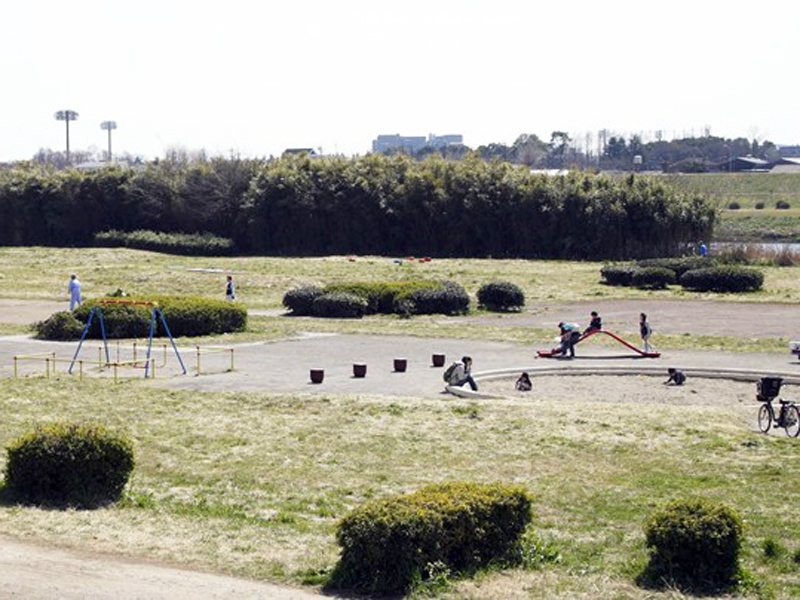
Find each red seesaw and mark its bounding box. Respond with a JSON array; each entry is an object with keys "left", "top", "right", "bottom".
[{"left": 537, "top": 329, "right": 660, "bottom": 358}]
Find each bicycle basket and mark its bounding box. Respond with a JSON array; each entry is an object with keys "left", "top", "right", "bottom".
[{"left": 757, "top": 377, "right": 783, "bottom": 401}]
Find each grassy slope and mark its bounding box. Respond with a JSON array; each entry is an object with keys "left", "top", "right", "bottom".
[{"left": 0, "top": 379, "right": 797, "bottom": 597}]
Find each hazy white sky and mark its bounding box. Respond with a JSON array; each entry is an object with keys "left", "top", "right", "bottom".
[{"left": 2, "top": 0, "right": 799, "bottom": 161}]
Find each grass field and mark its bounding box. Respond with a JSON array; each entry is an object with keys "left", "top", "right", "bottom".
[
  {"left": 0, "top": 378, "right": 798, "bottom": 597},
  {"left": 3, "top": 247, "right": 800, "bottom": 310},
  {"left": 716, "top": 210, "right": 800, "bottom": 243},
  {"left": 664, "top": 173, "right": 800, "bottom": 208}
]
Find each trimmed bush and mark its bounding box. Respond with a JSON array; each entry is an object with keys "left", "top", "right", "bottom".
[
  {"left": 325, "top": 281, "right": 440, "bottom": 314},
  {"left": 282, "top": 286, "right": 324, "bottom": 315},
  {"left": 755, "top": 202, "right": 765, "bottom": 210},
  {"left": 680, "top": 266, "right": 764, "bottom": 292},
  {"left": 643, "top": 499, "right": 743, "bottom": 591},
  {"left": 477, "top": 282, "right": 525, "bottom": 311},
  {"left": 331, "top": 482, "right": 532, "bottom": 594},
  {"left": 600, "top": 264, "right": 637, "bottom": 286},
  {"left": 405, "top": 281, "right": 470, "bottom": 315},
  {"left": 312, "top": 292, "right": 368, "bottom": 319},
  {"left": 33, "top": 311, "right": 85, "bottom": 340},
  {"left": 727, "top": 201, "right": 741, "bottom": 210},
  {"left": 775, "top": 200, "right": 791, "bottom": 210},
  {"left": 95, "top": 229, "right": 235, "bottom": 256},
  {"left": 637, "top": 256, "right": 714, "bottom": 279},
  {"left": 631, "top": 267, "right": 676, "bottom": 289},
  {"left": 4, "top": 423, "right": 135, "bottom": 508},
  {"left": 53, "top": 296, "right": 248, "bottom": 339}
]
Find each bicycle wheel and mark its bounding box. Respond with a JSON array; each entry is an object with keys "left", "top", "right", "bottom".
[
  {"left": 757, "top": 404, "right": 772, "bottom": 433},
  {"left": 784, "top": 405, "right": 800, "bottom": 438}
]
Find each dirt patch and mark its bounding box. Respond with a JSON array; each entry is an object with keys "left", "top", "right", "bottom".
[
  {"left": 481, "top": 374, "right": 756, "bottom": 407},
  {"left": 0, "top": 299, "right": 64, "bottom": 325}
]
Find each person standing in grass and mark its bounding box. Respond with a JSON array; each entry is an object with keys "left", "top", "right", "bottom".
[
  {"left": 225, "top": 275, "right": 236, "bottom": 301},
  {"left": 68, "top": 274, "right": 82, "bottom": 311},
  {"left": 640, "top": 312, "right": 653, "bottom": 352}
]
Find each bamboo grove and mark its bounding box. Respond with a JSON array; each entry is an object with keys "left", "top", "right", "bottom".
[{"left": 0, "top": 154, "right": 715, "bottom": 259}]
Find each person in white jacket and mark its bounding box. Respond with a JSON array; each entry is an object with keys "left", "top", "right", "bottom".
[
  {"left": 447, "top": 356, "right": 478, "bottom": 391},
  {"left": 68, "top": 274, "right": 82, "bottom": 310}
]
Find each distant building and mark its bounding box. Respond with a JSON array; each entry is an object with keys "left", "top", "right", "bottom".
[
  {"left": 778, "top": 145, "right": 800, "bottom": 157},
  {"left": 716, "top": 156, "right": 771, "bottom": 172},
  {"left": 283, "top": 148, "right": 318, "bottom": 157},
  {"left": 372, "top": 133, "right": 463, "bottom": 154}
]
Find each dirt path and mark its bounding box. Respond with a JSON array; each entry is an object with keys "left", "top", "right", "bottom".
[{"left": 0, "top": 535, "right": 323, "bottom": 599}]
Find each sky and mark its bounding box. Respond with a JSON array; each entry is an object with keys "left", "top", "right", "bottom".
[{"left": 2, "top": 0, "right": 799, "bottom": 162}]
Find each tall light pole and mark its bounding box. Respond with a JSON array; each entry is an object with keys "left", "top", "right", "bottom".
[
  {"left": 55, "top": 110, "right": 79, "bottom": 165},
  {"left": 100, "top": 120, "right": 117, "bottom": 162}
]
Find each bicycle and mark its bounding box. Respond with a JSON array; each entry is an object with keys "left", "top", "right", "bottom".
[{"left": 756, "top": 377, "right": 800, "bottom": 437}]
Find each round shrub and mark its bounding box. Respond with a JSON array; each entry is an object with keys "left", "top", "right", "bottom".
[
  {"left": 325, "top": 281, "right": 440, "bottom": 315},
  {"left": 33, "top": 311, "right": 85, "bottom": 340},
  {"left": 331, "top": 482, "right": 532, "bottom": 594},
  {"left": 637, "top": 256, "right": 714, "bottom": 279},
  {"left": 65, "top": 296, "right": 247, "bottom": 339},
  {"left": 312, "top": 292, "right": 367, "bottom": 319},
  {"left": 754, "top": 202, "right": 765, "bottom": 210},
  {"left": 477, "top": 282, "right": 525, "bottom": 311},
  {"left": 680, "top": 266, "right": 764, "bottom": 292},
  {"left": 727, "top": 201, "right": 741, "bottom": 210},
  {"left": 282, "top": 285, "right": 323, "bottom": 316},
  {"left": 600, "top": 264, "right": 636, "bottom": 286},
  {"left": 405, "top": 281, "right": 470, "bottom": 315},
  {"left": 643, "top": 499, "right": 743, "bottom": 591},
  {"left": 631, "top": 267, "right": 676, "bottom": 289},
  {"left": 775, "top": 200, "right": 791, "bottom": 209},
  {"left": 4, "top": 423, "right": 135, "bottom": 508}
]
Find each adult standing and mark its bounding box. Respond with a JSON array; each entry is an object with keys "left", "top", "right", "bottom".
[
  {"left": 699, "top": 241, "right": 708, "bottom": 257},
  {"left": 225, "top": 275, "right": 236, "bottom": 301},
  {"left": 68, "top": 274, "right": 82, "bottom": 311}
]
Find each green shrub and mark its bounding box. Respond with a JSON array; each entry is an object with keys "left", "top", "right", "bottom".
[
  {"left": 325, "top": 281, "right": 440, "bottom": 314},
  {"left": 312, "top": 292, "right": 368, "bottom": 318},
  {"left": 4, "top": 423, "right": 135, "bottom": 508},
  {"left": 643, "top": 499, "right": 743, "bottom": 591},
  {"left": 331, "top": 482, "right": 532, "bottom": 594},
  {"left": 631, "top": 267, "right": 676, "bottom": 289},
  {"left": 63, "top": 296, "right": 247, "bottom": 339},
  {"left": 95, "top": 229, "right": 235, "bottom": 256},
  {"left": 775, "top": 200, "right": 791, "bottom": 210},
  {"left": 637, "top": 256, "right": 714, "bottom": 278},
  {"left": 33, "top": 311, "right": 85, "bottom": 340},
  {"left": 600, "top": 264, "right": 637, "bottom": 286},
  {"left": 680, "top": 266, "right": 764, "bottom": 292},
  {"left": 406, "top": 281, "right": 470, "bottom": 315},
  {"left": 727, "top": 202, "right": 741, "bottom": 210},
  {"left": 755, "top": 202, "right": 765, "bottom": 210},
  {"left": 282, "top": 286, "right": 324, "bottom": 315},
  {"left": 477, "top": 282, "right": 525, "bottom": 311}
]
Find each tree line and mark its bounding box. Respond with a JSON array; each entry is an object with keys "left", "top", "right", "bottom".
[{"left": 0, "top": 154, "right": 715, "bottom": 259}]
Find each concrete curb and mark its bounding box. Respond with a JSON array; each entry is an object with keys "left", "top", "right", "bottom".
[{"left": 446, "top": 365, "right": 800, "bottom": 399}]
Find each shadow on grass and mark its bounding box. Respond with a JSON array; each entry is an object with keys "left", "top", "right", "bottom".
[
  {"left": 635, "top": 560, "right": 742, "bottom": 597},
  {"left": 0, "top": 481, "right": 118, "bottom": 511}
]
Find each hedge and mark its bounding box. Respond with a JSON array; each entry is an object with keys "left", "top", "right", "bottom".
[
  {"left": 600, "top": 264, "right": 637, "bottom": 286},
  {"left": 477, "top": 282, "right": 525, "bottom": 311},
  {"left": 636, "top": 256, "right": 714, "bottom": 279},
  {"left": 94, "top": 229, "right": 235, "bottom": 256},
  {"left": 312, "top": 292, "right": 368, "bottom": 319},
  {"left": 4, "top": 423, "right": 135, "bottom": 508},
  {"left": 35, "top": 296, "right": 247, "bottom": 340},
  {"left": 631, "top": 267, "right": 676, "bottom": 289},
  {"left": 331, "top": 482, "right": 532, "bottom": 594},
  {"left": 282, "top": 280, "right": 470, "bottom": 317},
  {"left": 679, "top": 266, "right": 764, "bottom": 292},
  {"left": 643, "top": 499, "right": 743, "bottom": 591},
  {"left": 33, "top": 311, "right": 85, "bottom": 341}
]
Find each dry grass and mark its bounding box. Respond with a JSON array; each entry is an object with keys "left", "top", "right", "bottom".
[{"left": 0, "top": 377, "right": 798, "bottom": 596}]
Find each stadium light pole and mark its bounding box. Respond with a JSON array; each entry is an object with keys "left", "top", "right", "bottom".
[
  {"left": 100, "top": 120, "right": 118, "bottom": 162},
  {"left": 55, "top": 110, "right": 79, "bottom": 164}
]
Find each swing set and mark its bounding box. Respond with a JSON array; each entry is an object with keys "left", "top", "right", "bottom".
[{"left": 68, "top": 300, "right": 187, "bottom": 378}]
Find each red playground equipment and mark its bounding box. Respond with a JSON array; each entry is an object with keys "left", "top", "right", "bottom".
[{"left": 537, "top": 329, "right": 660, "bottom": 358}]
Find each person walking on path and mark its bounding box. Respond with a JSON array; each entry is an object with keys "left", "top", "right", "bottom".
[
  {"left": 68, "top": 274, "right": 82, "bottom": 311},
  {"left": 225, "top": 275, "right": 236, "bottom": 301},
  {"left": 640, "top": 312, "right": 653, "bottom": 353},
  {"left": 446, "top": 356, "right": 478, "bottom": 391}
]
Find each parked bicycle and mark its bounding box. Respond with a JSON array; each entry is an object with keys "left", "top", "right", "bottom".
[{"left": 756, "top": 377, "right": 800, "bottom": 437}]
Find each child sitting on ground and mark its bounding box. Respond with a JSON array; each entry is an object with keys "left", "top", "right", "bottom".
[
  {"left": 515, "top": 372, "right": 532, "bottom": 391},
  {"left": 663, "top": 368, "right": 686, "bottom": 386}
]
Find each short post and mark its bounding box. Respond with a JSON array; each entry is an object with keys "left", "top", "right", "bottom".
[
  {"left": 98, "top": 346, "right": 103, "bottom": 370},
  {"left": 151, "top": 358, "right": 156, "bottom": 379},
  {"left": 114, "top": 363, "right": 118, "bottom": 384},
  {"left": 432, "top": 353, "right": 446, "bottom": 367},
  {"left": 79, "top": 360, "right": 83, "bottom": 381},
  {"left": 46, "top": 357, "right": 50, "bottom": 379},
  {"left": 133, "top": 342, "right": 137, "bottom": 363},
  {"left": 310, "top": 369, "right": 324, "bottom": 384},
  {"left": 116, "top": 340, "right": 120, "bottom": 363},
  {"left": 393, "top": 358, "right": 407, "bottom": 372},
  {"left": 229, "top": 348, "right": 234, "bottom": 372},
  {"left": 13, "top": 356, "right": 18, "bottom": 379},
  {"left": 196, "top": 346, "right": 201, "bottom": 376},
  {"left": 353, "top": 363, "right": 367, "bottom": 378}
]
